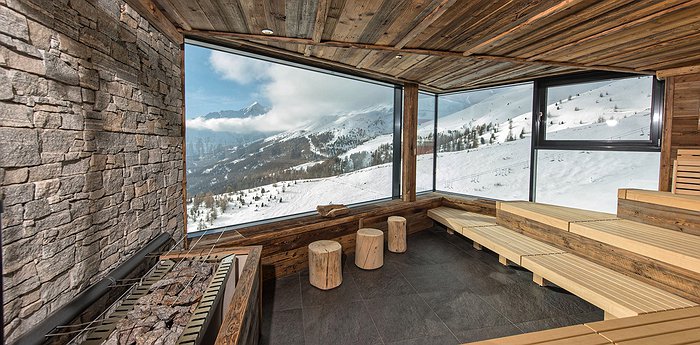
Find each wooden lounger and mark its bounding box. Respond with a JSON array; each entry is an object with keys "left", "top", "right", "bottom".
[
  {"left": 672, "top": 159, "right": 700, "bottom": 196},
  {"left": 569, "top": 219, "right": 700, "bottom": 275},
  {"left": 521, "top": 253, "right": 697, "bottom": 319},
  {"left": 497, "top": 201, "right": 617, "bottom": 231}
]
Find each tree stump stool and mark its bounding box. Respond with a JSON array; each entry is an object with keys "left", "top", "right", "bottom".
[
  {"left": 387, "top": 216, "right": 407, "bottom": 253},
  {"left": 355, "top": 228, "right": 384, "bottom": 270},
  {"left": 308, "top": 240, "right": 343, "bottom": 290}
]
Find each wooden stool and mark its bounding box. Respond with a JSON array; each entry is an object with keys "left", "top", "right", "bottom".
[
  {"left": 308, "top": 240, "right": 342, "bottom": 290},
  {"left": 355, "top": 228, "right": 384, "bottom": 270},
  {"left": 387, "top": 216, "right": 407, "bottom": 253}
]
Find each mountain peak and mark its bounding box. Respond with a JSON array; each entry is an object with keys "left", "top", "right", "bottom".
[{"left": 203, "top": 101, "right": 270, "bottom": 120}]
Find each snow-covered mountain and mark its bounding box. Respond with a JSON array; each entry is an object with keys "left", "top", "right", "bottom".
[
  {"left": 186, "top": 76, "right": 658, "bottom": 231},
  {"left": 202, "top": 101, "right": 270, "bottom": 119}
]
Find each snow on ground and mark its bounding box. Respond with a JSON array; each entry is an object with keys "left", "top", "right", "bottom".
[{"left": 340, "top": 134, "right": 392, "bottom": 158}]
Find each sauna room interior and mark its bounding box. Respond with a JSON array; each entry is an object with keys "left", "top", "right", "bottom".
[{"left": 1, "top": 0, "right": 700, "bottom": 344}]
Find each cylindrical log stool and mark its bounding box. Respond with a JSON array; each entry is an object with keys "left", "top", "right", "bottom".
[
  {"left": 387, "top": 216, "right": 407, "bottom": 253},
  {"left": 355, "top": 228, "right": 384, "bottom": 270},
  {"left": 308, "top": 240, "right": 343, "bottom": 290}
]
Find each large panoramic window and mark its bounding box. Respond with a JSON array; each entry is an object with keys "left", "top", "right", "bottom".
[
  {"left": 417, "top": 92, "right": 436, "bottom": 193},
  {"left": 184, "top": 43, "right": 395, "bottom": 232},
  {"left": 435, "top": 83, "right": 533, "bottom": 200}
]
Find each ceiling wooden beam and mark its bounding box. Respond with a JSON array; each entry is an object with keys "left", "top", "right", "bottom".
[
  {"left": 124, "top": 0, "right": 183, "bottom": 44},
  {"left": 463, "top": 0, "right": 584, "bottom": 56},
  {"left": 394, "top": 0, "right": 458, "bottom": 49},
  {"left": 304, "top": 0, "right": 331, "bottom": 56},
  {"left": 184, "top": 29, "right": 655, "bottom": 75},
  {"left": 528, "top": 0, "right": 700, "bottom": 62},
  {"left": 153, "top": 0, "right": 192, "bottom": 31},
  {"left": 657, "top": 65, "right": 700, "bottom": 79}
]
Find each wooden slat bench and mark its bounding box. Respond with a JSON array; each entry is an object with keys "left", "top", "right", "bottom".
[
  {"left": 617, "top": 188, "right": 700, "bottom": 236},
  {"left": 460, "top": 225, "right": 565, "bottom": 266},
  {"left": 465, "top": 305, "right": 700, "bottom": 345},
  {"left": 673, "top": 159, "right": 700, "bottom": 196},
  {"left": 586, "top": 305, "right": 700, "bottom": 345},
  {"left": 569, "top": 219, "right": 700, "bottom": 275},
  {"left": 521, "top": 253, "right": 697, "bottom": 319},
  {"left": 497, "top": 201, "right": 617, "bottom": 231},
  {"left": 427, "top": 206, "right": 497, "bottom": 235}
]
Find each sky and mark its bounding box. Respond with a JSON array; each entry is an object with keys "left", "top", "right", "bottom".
[{"left": 184, "top": 44, "right": 394, "bottom": 134}]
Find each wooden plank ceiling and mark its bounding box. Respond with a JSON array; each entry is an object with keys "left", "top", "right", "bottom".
[{"left": 151, "top": 0, "right": 700, "bottom": 92}]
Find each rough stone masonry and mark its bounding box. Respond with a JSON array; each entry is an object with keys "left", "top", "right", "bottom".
[{"left": 0, "top": 0, "right": 185, "bottom": 342}]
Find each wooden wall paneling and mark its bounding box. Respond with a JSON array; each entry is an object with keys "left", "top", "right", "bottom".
[
  {"left": 402, "top": 83, "right": 418, "bottom": 202},
  {"left": 660, "top": 73, "right": 700, "bottom": 191},
  {"left": 589, "top": 32, "right": 700, "bottom": 67},
  {"left": 438, "top": 194, "right": 498, "bottom": 217},
  {"left": 496, "top": 210, "right": 700, "bottom": 304}
]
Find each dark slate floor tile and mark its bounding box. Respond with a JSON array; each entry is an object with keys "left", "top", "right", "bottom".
[
  {"left": 263, "top": 273, "right": 302, "bottom": 312},
  {"left": 515, "top": 316, "right": 580, "bottom": 334},
  {"left": 261, "top": 308, "right": 305, "bottom": 345},
  {"left": 386, "top": 333, "right": 459, "bottom": 345},
  {"left": 455, "top": 324, "right": 523, "bottom": 343},
  {"left": 420, "top": 288, "right": 512, "bottom": 332},
  {"left": 365, "top": 293, "right": 450, "bottom": 343},
  {"left": 303, "top": 301, "right": 381, "bottom": 345},
  {"left": 527, "top": 284, "right": 601, "bottom": 316},
  {"left": 349, "top": 265, "right": 415, "bottom": 299},
  {"left": 572, "top": 310, "right": 604, "bottom": 324},
  {"left": 479, "top": 283, "right": 561, "bottom": 323},
  {"left": 299, "top": 269, "right": 363, "bottom": 307}
]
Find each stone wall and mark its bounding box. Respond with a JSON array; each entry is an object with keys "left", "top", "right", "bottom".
[{"left": 0, "top": 0, "right": 185, "bottom": 342}]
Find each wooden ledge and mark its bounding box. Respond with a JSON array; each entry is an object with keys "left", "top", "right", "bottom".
[{"left": 619, "top": 189, "right": 700, "bottom": 213}]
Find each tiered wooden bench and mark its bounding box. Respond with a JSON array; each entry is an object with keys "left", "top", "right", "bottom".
[
  {"left": 618, "top": 188, "right": 700, "bottom": 236},
  {"left": 465, "top": 306, "right": 700, "bottom": 345},
  {"left": 427, "top": 206, "right": 497, "bottom": 234},
  {"left": 521, "top": 253, "right": 696, "bottom": 319},
  {"left": 569, "top": 219, "right": 700, "bottom": 275},
  {"left": 429, "top": 206, "right": 698, "bottom": 319},
  {"left": 497, "top": 201, "right": 617, "bottom": 231},
  {"left": 461, "top": 225, "right": 565, "bottom": 266}
]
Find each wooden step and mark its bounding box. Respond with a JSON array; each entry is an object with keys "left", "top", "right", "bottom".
[
  {"left": 619, "top": 189, "right": 700, "bottom": 213},
  {"left": 521, "top": 253, "right": 697, "bottom": 318},
  {"left": 461, "top": 225, "right": 565, "bottom": 265},
  {"left": 427, "top": 207, "right": 497, "bottom": 233},
  {"left": 617, "top": 189, "right": 700, "bottom": 236},
  {"left": 569, "top": 219, "right": 700, "bottom": 275},
  {"left": 464, "top": 324, "right": 608, "bottom": 345},
  {"left": 497, "top": 201, "right": 617, "bottom": 231}
]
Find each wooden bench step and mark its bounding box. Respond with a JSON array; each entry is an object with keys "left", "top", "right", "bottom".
[
  {"left": 465, "top": 306, "right": 700, "bottom": 345},
  {"left": 521, "top": 253, "right": 697, "bottom": 318},
  {"left": 497, "top": 201, "right": 617, "bottom": 231},
  {"left": 427, "top": 207, "right": 496, "bottom": 233},
  {"left": 569, "top": 219, "right": 700, "bottom": 275},
  {"left": 461, "top": 225, "right": 565, "bottom": 265},
  {"left": 619, "top": 189, "right": 700, "bottom": 213}
]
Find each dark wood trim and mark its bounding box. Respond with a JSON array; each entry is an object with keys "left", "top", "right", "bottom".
[
  {"left": 214, "top": 245, "right": 263, "bottom": 345},
  {"left": 659, "top": 76, "right": 675, "bottom": 191},
  {"left": 124, "top": 0, "right": 183, "bottom": 44},
  {"left": 402, "top": 83, "right": 418, "bottom": 202},
  {"left": 658, "top": 65, "right": 700, "bottom": 79},
  {"left": 180, "top": 44, "right": 188, "bottom": 240}
]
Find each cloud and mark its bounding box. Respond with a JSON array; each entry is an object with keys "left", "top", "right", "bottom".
[
  {"left": 187, "top": 50, "right": 394, "bottom": 134},
  {"left": 209, "top": 51, "right": 270, "bottom": 84}
]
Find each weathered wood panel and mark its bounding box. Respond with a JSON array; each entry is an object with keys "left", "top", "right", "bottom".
[
  {"left": 402, "top": 83, "right": 418, "bottom": 202},
  {"left": 193, "top": 196, "right": 443, "bottom": 279},
  {"left": 215, "top": 246, "right": 262, "bottom": 345},
  {"left": 438, "top": 194, "right": 498, "bottom": 217},
  {"left": 496, "top": 210, "right": 700, "bottom": 304},
  {"left": 660, "top": 73, "right": 700, "bottom": 191},
  {"left": 618, "top": 199, "right": 700, "bottom": 237}
]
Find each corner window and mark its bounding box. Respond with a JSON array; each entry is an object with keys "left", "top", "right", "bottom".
[{"left": 184, "top": 42, "right": 397, "bottom": 233}]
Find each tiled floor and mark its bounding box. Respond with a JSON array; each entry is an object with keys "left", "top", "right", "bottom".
[{"left": 261, "top": 226, "right": 603, "bottom": 345}]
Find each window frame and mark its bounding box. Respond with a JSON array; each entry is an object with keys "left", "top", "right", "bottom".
[
  {"left": 532, "top": 72, "right": 664, "bottom": 152},
  {"left": 184, "top": 40, "right": 404, "bottom": 235}
]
